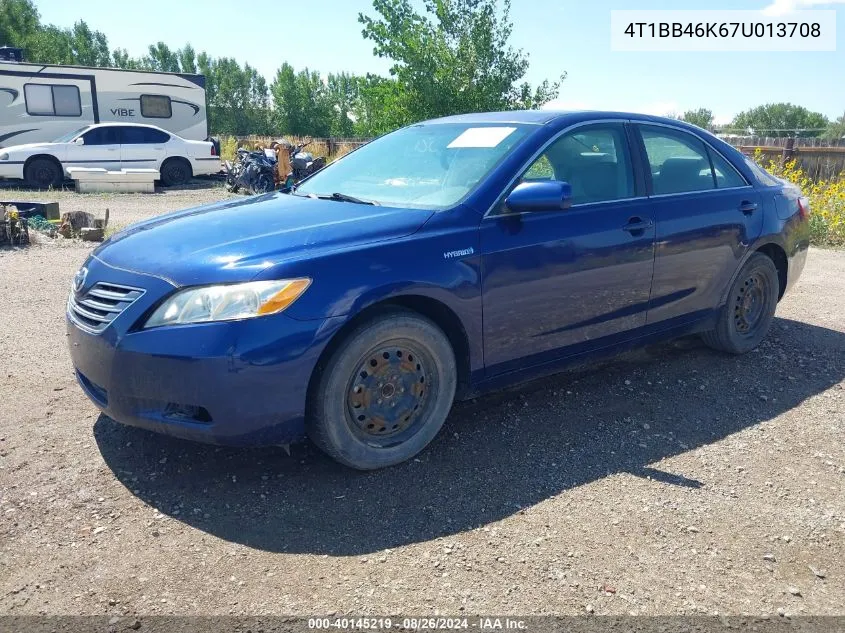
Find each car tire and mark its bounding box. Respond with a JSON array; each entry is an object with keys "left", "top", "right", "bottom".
[
  {"left": 307, "top": 310, "right": 457, "bottom": 470},
  {"left": 160, "top": 158, "right": 192, "bottom": 187},
  {"left": 25, "top": 157, "right": 63, "bottom": 189},
  {"left": 702, "top": 252, "right": 779, "bottom": 354}
]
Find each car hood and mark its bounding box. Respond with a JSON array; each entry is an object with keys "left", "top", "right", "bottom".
[
  {"left": 93, "top": 193, "right": 434, "bottom": 286},
  {"left": 3, "top": 142, "right": 60, "bottom": 154}
]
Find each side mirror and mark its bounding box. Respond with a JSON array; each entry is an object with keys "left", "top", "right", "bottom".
[
  {"left": 505, "top": 180, "right": 572, "bottom": 213},
  {"left": 73, "top": 137, "right": 85, "bottom": 145}
]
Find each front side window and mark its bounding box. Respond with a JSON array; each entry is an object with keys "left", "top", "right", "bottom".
[
  {"left": 640, "top": 125, "right": 715, "bottom": 195},
  {"left": 82, "top": 127, "right": 120, "bottom": 146},
  {"left": 518, "top": 124, "right": 634, "bottom": 205},
  {"left": 295, "top": 123, "right": 532, "bottom": 209},
  {"left": 24, "top": 84, "right": 81, "bottom": 117},
  {"left": 140, "top": 94, "right": 172, "bottom": 118}
]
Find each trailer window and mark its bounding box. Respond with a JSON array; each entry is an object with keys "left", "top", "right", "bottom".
[
  {"left": 24, "top": 84, "right": 81, "bottom": 117},
  {"left": 140, "top": 95, "right": 172, "bottom": 119}
]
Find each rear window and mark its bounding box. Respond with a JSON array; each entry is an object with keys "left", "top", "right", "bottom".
[{"left": 140, "top": 95, "right": 172, "bottom": 119}]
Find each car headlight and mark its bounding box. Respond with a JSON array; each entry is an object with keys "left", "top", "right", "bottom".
[
  {"left": 144, "top": 278, "right": 311, "bottom": 328},
  {"left": 0, "top": 153, "right": 9, "bottom": 161}
]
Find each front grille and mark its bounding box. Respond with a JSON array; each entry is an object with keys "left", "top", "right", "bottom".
[{"left": 68, "top": 282, "right": 145, "bottom": 334}]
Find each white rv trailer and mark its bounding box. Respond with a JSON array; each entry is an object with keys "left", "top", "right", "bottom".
[{"left": 0, "top": 59, "right": 209, "bottom": 148}]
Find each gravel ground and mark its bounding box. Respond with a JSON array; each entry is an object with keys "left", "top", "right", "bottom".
[
  {"left": 0, "top": 179, "right": 235, "bottom": 232},
  {"left": 0, "top": 190, "right": 843, "bottom": 618}
]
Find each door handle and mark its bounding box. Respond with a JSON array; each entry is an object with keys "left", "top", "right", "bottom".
[
  {"left": 623, "top": 217, "right": 654, "bottom": 235},
  {"left": 739, "top": 201, "right": 758, "bottom": 215}
]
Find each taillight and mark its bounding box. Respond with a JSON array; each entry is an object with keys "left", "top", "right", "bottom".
[
  {"left": 798, "top": 196, "right": 810, "bottom": 219},
  {"left": 210, "top": 144, "right": 217, "bottom": 156}
]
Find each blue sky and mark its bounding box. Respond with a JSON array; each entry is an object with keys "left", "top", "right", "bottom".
[{"left": 34, "top": 0, "right": 845, "bottom": 124}]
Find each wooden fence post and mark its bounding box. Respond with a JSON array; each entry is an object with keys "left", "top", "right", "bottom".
[{"left": 781, "top": 137, "right": 796, "bottom": 166}]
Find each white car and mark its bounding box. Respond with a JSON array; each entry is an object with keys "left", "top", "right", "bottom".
[{"left": 0, "top": 122, "right": 221, "bottom": 188}]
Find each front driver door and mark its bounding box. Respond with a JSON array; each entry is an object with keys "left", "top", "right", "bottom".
[
  {"left": 480, "top": 122, "right": 656, "bottom": 376},
  {"left": 66, "top": 126, "right": 121, "bottom": 169}
]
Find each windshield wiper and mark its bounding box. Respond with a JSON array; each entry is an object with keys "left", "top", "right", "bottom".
[{"left": 310, "top": 192, "right": 379, "bottom": 205}]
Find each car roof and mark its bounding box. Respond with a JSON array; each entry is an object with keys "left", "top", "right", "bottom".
[
  {"left": 422, "top": 110, "right": 703, "bottom": 130},
  {"left": 86, "top": 122, "right": 165, "bottom": 130}
]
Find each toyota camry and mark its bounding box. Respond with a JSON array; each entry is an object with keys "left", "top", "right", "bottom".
[{"left": 67, "top": 110, "right": 810, "bottom": 469}]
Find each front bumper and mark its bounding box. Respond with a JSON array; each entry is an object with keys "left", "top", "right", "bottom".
[
  {"left": 67, "top": 256, "right": 342, "bottom": 446},
  {"left": 0, "top": 161, "right": 25, "bottom": 180}
]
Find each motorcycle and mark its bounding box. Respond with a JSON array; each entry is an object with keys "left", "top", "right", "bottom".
[
  {"left": 224, "top": 147, "right": 276, "bottom": 195},
  {"left": 289, "top": 140, "right": 327, "bottom": 185}
]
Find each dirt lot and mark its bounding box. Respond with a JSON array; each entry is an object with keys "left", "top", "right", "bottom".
[{"left": 0, "top": 187, "right": 843, "bottom": 618}]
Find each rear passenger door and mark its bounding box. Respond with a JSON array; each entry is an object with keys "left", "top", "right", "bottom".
[
  {"left": 634, "top": 124, "right": 762, "bottom": 326},
  {"left": 119, "top": 127, "right": 169, "bottom": 169}
]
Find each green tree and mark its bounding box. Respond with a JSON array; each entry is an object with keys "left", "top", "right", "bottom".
[
  {"left": 270, "top": 64, "right": 333, "bottom": 136},
  {"left": 0, "top": 0, "right": 39, "bottom": 49},
  {"left": 111, "top": 47, "right": 140, "bottom": 69},
  {"left": 731, "top": 103, "right": 829, "bottom": 137},
  {"left": 681, "top": 108, "right": 714, "bottom": 130},
  {"left": 358, "top": 0, "right": 564, "bottom": 127},
  {"left": 143, "top": 42, "right": 180, "bottom": 72},
  {"left": 177, "top": 44, "right": 197, "bottom": 74},
  {"left": 823, "top": 112, "right": 845, "bottom": 140}
]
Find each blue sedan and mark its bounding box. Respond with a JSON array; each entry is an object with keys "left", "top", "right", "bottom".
[{"left": 67, "top": 111, "right": 810, "bottom": 469}]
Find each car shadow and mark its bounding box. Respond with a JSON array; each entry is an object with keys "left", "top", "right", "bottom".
[{"left": 94, "top": 317, "right": 844, "bottom": 555}]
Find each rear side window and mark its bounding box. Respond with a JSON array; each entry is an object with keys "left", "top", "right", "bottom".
[
  {"left": 140, "top": 95, "right": 172, "bottom": 119},
  {"left": 519, "top": 124, "right": 634, "bottom": 205},
  {"left": 121, "top": 127, "right": 171, "bottom": 144},
  {"left": 708, "top": 148, "right": 748, "bottom": 188},
  {"left": 640, "top": 126, "right": 715, "bottom": 195},
  {"left": 82, "top": 127, "right": 120, "bottom": 145},
  {"left": 24, "top": 84, "right": 82, "bottom": 117}
]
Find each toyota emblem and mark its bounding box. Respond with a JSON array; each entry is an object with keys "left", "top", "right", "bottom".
[{"left": 73, "top": 267, "right": 88, "bottom": 293}]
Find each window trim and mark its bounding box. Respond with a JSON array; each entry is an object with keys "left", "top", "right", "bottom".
[
  {"left": 139, "top": 94, "right": 173, "bottom": 119},
  {"left": 24, "top": 83, "right": 82, "bottom": 117},
  {"left": 484, "top": 118, "right": 643, "bottom": 218},
  {"left": 633, "top": 121, "right": 751, "bottom": 197}
]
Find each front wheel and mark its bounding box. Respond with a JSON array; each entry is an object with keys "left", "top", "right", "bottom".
[
  {"left": 25, "top": 158, "right": 63, "bottom": 189},
  {"left": 702, "top": 253, "right": 779, "bottom": 354},
  {"left": 307, "top": 311, "right": 457, "bottom": 470}
]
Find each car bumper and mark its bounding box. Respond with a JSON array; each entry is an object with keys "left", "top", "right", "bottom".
[
  {"left": 67, "top": 257, "right": 343, "bottom": 446},
  {"left": 191, "top": 158, "right": 222, "bottom": 176},
  {"left": 0, "top": 162, "right": 25, "bottom": 180}
]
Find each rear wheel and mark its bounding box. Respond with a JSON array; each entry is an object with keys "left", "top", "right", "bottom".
[
  {"left": 307, "top": 311, "right": 457, "bottom": 470},
  {"left": 25, "top": 158, "right": 62, "bottom": 189},
  {"left": 702, "top": 253, "right": 779, "bottom": 354},
  {"left": 160, "top": 158, "right": 192, "bottom": 187}
]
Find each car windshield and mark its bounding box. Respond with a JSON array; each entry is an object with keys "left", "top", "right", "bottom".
[
  {"left": 53, "top": 126, "right": 91, "bottom": 143},
  {"left": 295, "top": 123, "right": 532, "bottom": 209}
]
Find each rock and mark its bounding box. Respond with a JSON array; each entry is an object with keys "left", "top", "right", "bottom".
[
  {"left": 93, "top": 526, "right": 106, "bottom": 535},
  {"left": 80, "top": 227, "right": 105, "bottom": 242},
  {"left": 687, "top": 526, "right": 700, "bottom": 533},
  {"left": 809, "top": 566, "right": 826, "bottom": 579},
  {"left": 585, "top": 604, "right": 594, "bottom": 613},
  {"left": 759, "top": 395, "right": 769, "bottom": 402},
  {"left": 763, "top": 553, "right": 776, "bottom": 562},
  {"left": 788, "top": 586, "right": 801, "bottom": 597},
  {"left": 130, "top": 620, "right": 141, "bottom": 630}
]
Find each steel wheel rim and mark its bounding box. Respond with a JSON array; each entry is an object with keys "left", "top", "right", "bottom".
[
  {"left": 345, "top": 341, "right": 433, "bottom": 447},
  {"left": 35, "top": 165, "right": 54, "bottom": 186},
  {"left": 733, "top": 271, "right": 769, "bottom": 335}
]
